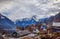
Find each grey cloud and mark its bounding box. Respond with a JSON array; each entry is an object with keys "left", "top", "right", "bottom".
[
  {"left": 25, "top": 4, "right": 45, "bottom": 15},
  {"left": 38, "top": 0, "right": 52, "bottom": 4},
  {"left": 0, "top": 0, "right": 60, "bottom": 21},
  {"left": 0, "top": 0, "right": 12, "bottom": 2},
  {"left": 48, "top": 8, "right": 60, "bottom": 12},
  {"left": 54, "top": 3, "right": 60, "bottom": 7}
]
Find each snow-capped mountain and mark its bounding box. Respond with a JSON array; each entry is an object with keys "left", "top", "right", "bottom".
[
  {"left": 16, "top": 16, "right": 38, "bottom": 28},
  {"left": 0, "top": 14, "right": 16, "bottom": 33},
  {"left": 54, "top": 13, "right": 60, "bottom": 22}
]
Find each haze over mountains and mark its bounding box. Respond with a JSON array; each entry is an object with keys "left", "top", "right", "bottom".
[{"left": 0, "top": 12, "right": 60, "bottom": 29}]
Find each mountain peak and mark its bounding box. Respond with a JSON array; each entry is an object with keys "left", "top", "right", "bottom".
[
  {"left": 0, "top": 13, "right": 16, "bottom": 34},
  {"left": 0, "top": 13, "right": 3, "bottom": 16}
]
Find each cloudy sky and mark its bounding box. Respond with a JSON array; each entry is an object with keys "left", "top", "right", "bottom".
[{"left": 0, "top": 0, "right": 60, "bottom": 21}]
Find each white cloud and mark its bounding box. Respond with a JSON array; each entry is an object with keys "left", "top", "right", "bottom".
[{"left": 0, "top": 0, "right": 60, "bottom": 21}]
